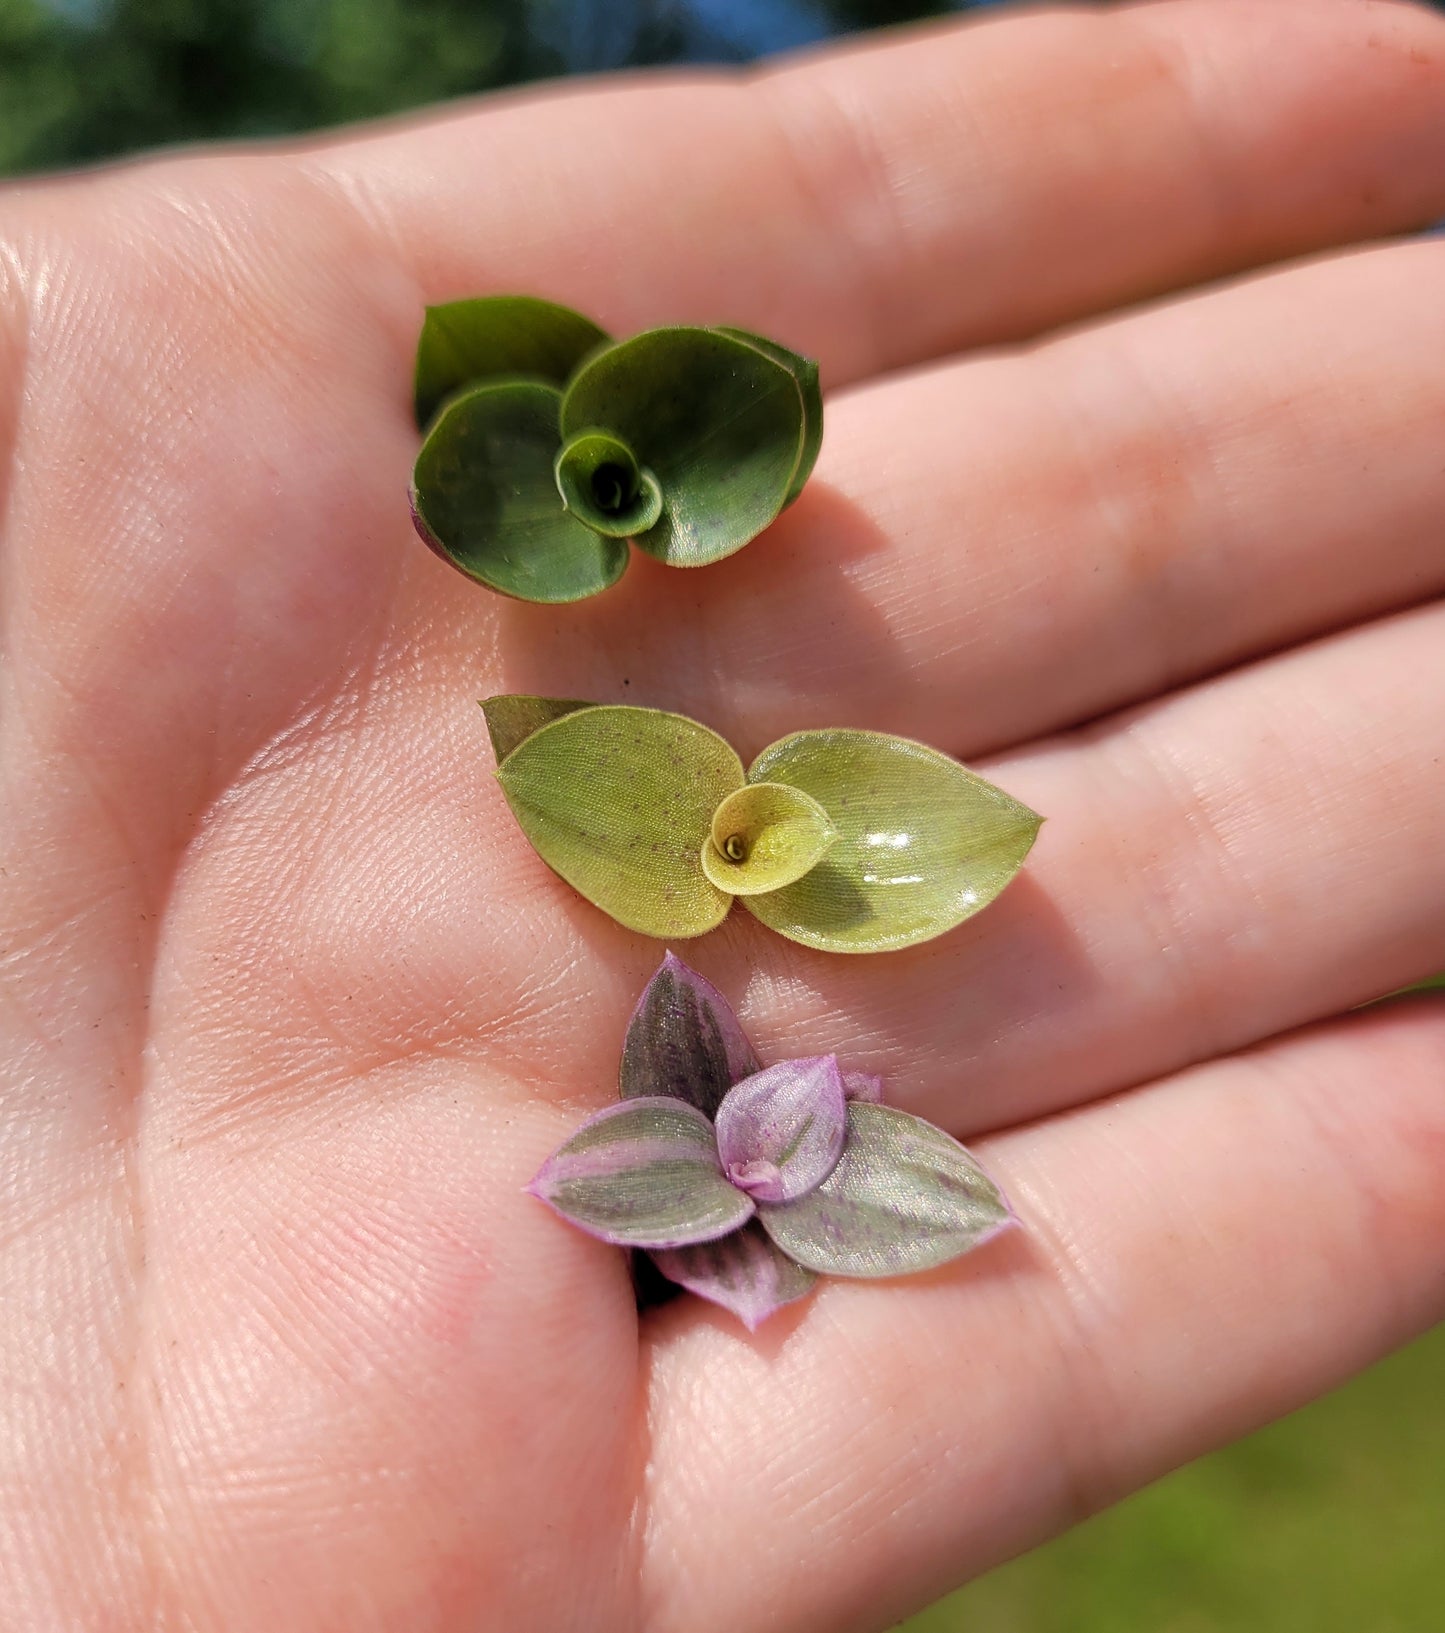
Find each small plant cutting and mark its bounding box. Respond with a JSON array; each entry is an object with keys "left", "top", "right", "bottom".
[
  {"left": 530, "top": 954, "right": 1015, "bottom": 1329},
  {"left": 409, "top": 295, "right": 822, "bottom": 602},
  {"left": 483, "top": 695, "right": 1041, "bottom": 953}
]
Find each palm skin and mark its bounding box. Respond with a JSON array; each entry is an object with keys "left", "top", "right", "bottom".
[{"left": 2, "top": 2, "right": 1444, "bottom": 1629}]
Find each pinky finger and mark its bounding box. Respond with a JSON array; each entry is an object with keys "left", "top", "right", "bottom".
[{"left": 641, "top": 994, "right": 1445, "bottom": 1633}]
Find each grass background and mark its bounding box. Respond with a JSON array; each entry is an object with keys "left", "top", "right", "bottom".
[
  {"left": 2, "top": 3, "right": 1440, "bottom": 1628},
  {"left": 898, "top": 1323, "right": 1445, "bottom": 1633}
]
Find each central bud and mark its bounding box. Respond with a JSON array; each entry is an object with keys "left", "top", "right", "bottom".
[
  {"left": 590, "top": 460, "right": 634, "bottom": 514},
  {"left": 555, "top": 427, "right": 663, "bottom": 539}
]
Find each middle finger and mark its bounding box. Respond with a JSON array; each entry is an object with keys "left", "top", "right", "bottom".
[{"left": 481, "top": 236, "right": 1445, "bottom": 757}]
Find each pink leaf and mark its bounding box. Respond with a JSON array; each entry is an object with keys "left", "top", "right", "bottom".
[
  {"left": 651, "top": 1222, "right": 818, "bottom": 1330},
  {"left": 714, "top": 1055, "right": 847, "bottom": 1203}
]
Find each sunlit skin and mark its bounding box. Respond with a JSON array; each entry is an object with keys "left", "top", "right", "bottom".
[{"left": 2, "top": 1, "right": 1444, "bottom": 1629}]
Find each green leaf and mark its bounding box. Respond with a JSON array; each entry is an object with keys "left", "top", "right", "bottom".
[
  {"left": 741, "top": 729, "right": 1042, "bottom": 953},
  {"left": 715, "top": 327, "right": 823, "bottom": 506},
  {"left": 554, "top": 427, "right": 664, "bottom": 538},
  {"left": 528, "top": 1097, "right": 754, "bottom": 1249},
  {"left": 480, "top": 695, "right": 594, "bottom": 765},
  {"left": 758, "top": 1103, "right": 1013, "bottom": 1278},
  {"left": 414, "top": 295, "right": 608, "bottom": 429},
  {"left": 560, "top": 326, "right": 806, "bottom": 568},
  {"left": 701, "top": 781, "right": 839, "bottom": 896},
  {"left": 495, "top": 705, "right": 746, "bottom": 939},
  {"left": 410, "top": 380, "right": 629, "bottom": 604}
]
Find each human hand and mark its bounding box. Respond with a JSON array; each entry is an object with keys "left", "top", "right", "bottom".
[{"left": 2, "top": 2, "right": 1442, "bottom": 1628}]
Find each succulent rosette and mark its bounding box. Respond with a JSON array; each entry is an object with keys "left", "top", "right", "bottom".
[
  {"left": 409, "top": 295, "right": 822, "bottom": 602},
  {"left": 482, "top": 695, "right": 1042, "bottom": 954},
  {"left": 529, "top": 954, "right": 1015, "bottom": 1329}
]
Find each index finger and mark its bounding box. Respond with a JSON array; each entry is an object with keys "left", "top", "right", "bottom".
[{"left": 309, "top": 0, "right": 1445, "bottom": 386}]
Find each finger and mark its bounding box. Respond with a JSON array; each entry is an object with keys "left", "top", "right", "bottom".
[
  {"left": 718, "top": 598, "right": 1445, "bottom": 1141},
  {"left": 641, "top": 995, "right": 1445, "bottom": 1633},
  {"left": 310, "top": 0, "right": 1445, "bottom": 385},
  {"left": 154, "top": 586, "right": 1445, "bottom": 1175},
  {"left": 485, "top": 236, "right": 1445, "bottom": 757}
]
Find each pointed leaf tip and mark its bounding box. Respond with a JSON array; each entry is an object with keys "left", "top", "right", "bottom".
[
  {"left": 842, "top": 1070, "right": 884, "bottom": 1104},
  {"left": 743, "top": 729, "right": 1042, "bottom": 953},
  {"left": 715, "top": 1056, "right": 847, "bottom": 1203},
  {"left": 480, "top": 695, "right": 595, "bottom": 765},
  {"left": 530, "top": 1097, "right": 754, "bottom": 1249},
  {"left": 650, "top": 1221, "right": 818, "bottom": 1330},
  {"left": 621, "top": 953, "right": 762, "bottom": 1118},
  {"left": 414, "top": 294, "right": 608, "bottom": 428}
]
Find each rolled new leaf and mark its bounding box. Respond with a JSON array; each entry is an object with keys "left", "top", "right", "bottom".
[
  {"left": 701, "top": 782, "right": 839, "bottom": 896},
  {"left": 529, "top": 1097, "right": 754, "bottom": 1248},
  {"left": 560, "top": 327, "right": 807, "bottom": 568},
  {"left": 743, "top": 729, "right": 1042, "bottom": 954},
  {"left": 758, "top": 1103, "right": 1014, "bottom": 1277},
  {"left": 619, "top": 950, "right": 762, "bottom": 1118},
  {"left": 714, "top": 1056, "right": 847, "bottom": 1203},
  {"left": 651, "top": 1221, "right": 817, "bottom": 1331},
  {"left": 554, "top": 428, "right": 664, "bottom": 538},
  {"left": 411, "top": 381, "right": 628, "bottom": 603},
  {"left": 414, "top": 295, "right": 608, "bottom": 429},
  {"left": 495, "top": 704, "right": 746, "bottom": 939}
]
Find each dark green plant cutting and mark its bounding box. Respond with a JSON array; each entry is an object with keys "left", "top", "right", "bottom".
[
  {"left": 409, "top": 296, "right": 822, "bottom": 602},
  {"left": 482, "top": 696, "right": 1042, "bottom": 953},
  {"left": 530, "top": 954, "right": 1015, "bottom": 1329}
]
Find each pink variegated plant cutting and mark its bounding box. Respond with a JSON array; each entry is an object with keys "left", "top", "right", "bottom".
[{"left": 528, "top": 953, "right": 1016, "bottom": 1329}]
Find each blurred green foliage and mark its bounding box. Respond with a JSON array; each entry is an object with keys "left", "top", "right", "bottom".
[
  {"left": 0, "top": 0, "right": 548, "bottom": 173},
  {"left": 899, "top": 1323, "right": 1445, "bottom": 1633},
  {"left": 0, "top": 0, "right": 972, "bottom": 176}
]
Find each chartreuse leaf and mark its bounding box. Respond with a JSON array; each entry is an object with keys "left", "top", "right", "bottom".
[
  {"left": 411, "top": 381, "right": 628, "bottom": 603},
  {"left": 701, "top": 782, "right": 839, "bottom": 896},
  {"left": 714, "top": 1056, "right": 847, "bottom": 1204},
  {"left": 528, "top": 1097, "right": 754, "bottom": 1249},
  {"left": 495, "top": 705, "right": 746, "bottom": 939},
  {"left": 742, "top": 730, "right": 1042, "bottom": 953},
  {"left": 715, "top": 326, "right": 823, "bottom": 506},
  {"left": 758, "top": 1103, "right": 1014, "bottom": 1277},
  {"left": 480, "top": 695, "right": 593, "bottom": 766},
  {"left": 620, "top": 951, "right": 762, "bottom": 1118},
  {"left": 560, "top": 327, "right": 806, "bottom": 567},
  {"left": 554, "top": 428, "right": 664, "bottom": 538},
  {"left": 651, "top": 1221, "right": 817, "bottom": 1330},
  {"left": 413, "top": 295, "right": 608, "bottom": 428}
]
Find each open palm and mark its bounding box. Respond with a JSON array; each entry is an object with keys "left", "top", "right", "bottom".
[{"left": 2, "top": 3, "right": 1443, "bottom": 1628}]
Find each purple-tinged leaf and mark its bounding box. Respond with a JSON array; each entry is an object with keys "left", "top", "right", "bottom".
[
  {"left": 620, "top": 952, "right": 762, "bottom": 1119},
  {"left": 843, "top": 1070, "right": 884, "bottom": 1104},
  {"left": 758, "top": 1103, "right": 1014, "bottom": 1278},
  {"left": 529, "top": 1097, "right": 754, "bottom": 1249},
  {"left": 714, "top": 1056, "right": 847, "bottom": 1203},
  {"left": 651, "top": 1222, "right": 818, "bottom": 1331}
]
